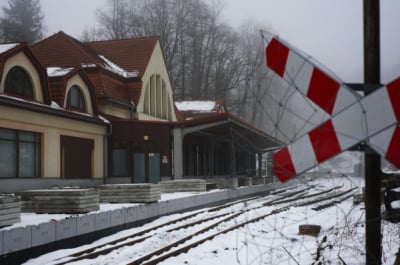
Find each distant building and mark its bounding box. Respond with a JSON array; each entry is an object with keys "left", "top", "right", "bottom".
[{"left": 0, "top": 32, "right": 281, "bottom": 192}]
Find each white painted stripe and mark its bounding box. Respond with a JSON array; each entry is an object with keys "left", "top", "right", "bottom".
[
  {"left": 362, "top": 87, "right": 397, "bottom": 136},
  {"left": 288, "top": 134, "right": 318, "bottom": 173},
  {"left": 332, "top": 85, "right": 359, "bottom": 115},
  {"left": 332, "top": 103, "right": 366, "bottom": 150},
  {"left": 284, "top": 51, "right": 313, "bottom": 96},
  {"left": 369, "top": 125, "right": 396, "bottom": 155}
]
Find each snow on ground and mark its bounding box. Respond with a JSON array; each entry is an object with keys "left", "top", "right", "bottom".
[{"left": 22, "top": 175, "right": 400, "bottom": 265}]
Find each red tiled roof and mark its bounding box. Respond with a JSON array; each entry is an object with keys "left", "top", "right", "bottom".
[
  {"left": 86, "top": 36, "right": 159, "bottom": 76},
  {"left": 30, "top": 32, "right": 147, "bottom": 106},
  {"left": 31, "top": 31, "right": 103, "bottom": 68}
]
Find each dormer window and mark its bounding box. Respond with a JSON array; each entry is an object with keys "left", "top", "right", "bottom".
[
  {"left": 66, "top": 85, "right": 86, "bottom": 112},
  {"left": 4, "top": 66, "right": 34, "bottom": 99}
]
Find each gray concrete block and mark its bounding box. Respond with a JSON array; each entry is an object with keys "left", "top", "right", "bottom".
[
  {"left": 32, "top": 222, "right": 56, "bottom": 247},
  {"left": 56, "top": 217, "right": 77, "bottom": 241},
  {"left": 136, "top": 205, "right": 149, "bottom": 221},
  {"left": 77, "top": 214, "right": 95, "bottom": 235},
  {"left": 196, "top": 194, "right": 209, "bottom": 205},
  {"left": 166, "top": 199, "right": 177, "bottom": 213},
  {"left": 94, "top": 212, "right": 110, "bottom": 231},
  {"left": 110, "top": 209, "right": 124, "bottom": 227},
  {"left": 147, "top": 203, "right": 159, "bottom": 218},
  {"left": 173, "top": 198, "right": 185, "bottom": 212},
  {"left": 3, "top": 226, "right": 32, "bottom": 254},
  {"left": 183, "top": 197, "right": 195, "bottom": 210},
  {"left": 0, "top": 230, "right": 3, "bottom": 255},
  {"left": 158, "top": 201, "right": 168, "bottom": 216},
  {"left": 125, "top": 206, "right": 138, "bottom": 224}
]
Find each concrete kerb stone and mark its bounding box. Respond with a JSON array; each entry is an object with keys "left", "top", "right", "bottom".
[
  {"left": 173, "top": 198, "right": 185, "bottom": 212},
  {"left": 147, "top": 203, "right": 159, "bottom": 219},
  {"left": 166, "top": 199, "right": 177, "bottom": 213},
  {"left": 124, "top": 206, "right": 139, "bottom": 224},
  {"left": 56, "top": 217, "right": 77, "bottom": 241},
  {"left": 158, "top": 201, "right": 168, "bottom": 216},
  {"left": 136, "top": 204, "right": 150, "bottom": 221},
  {"left": 3, "top": 226, "right": 32, "bottom": 254},
  {"left": 94, "top": 212, "right": 110, "bottom": 231},
  {"left": 110, "top": 209, "right": 124, "bottom": 227},
  {"left": 77, "top": 214, "right": 95, "bottom": 235},
  {"left": 31, "top": 222, "right": 56, "bottom": 247},
  {"left": 0, "top": 230, "right": 3, "bottom": 255}
]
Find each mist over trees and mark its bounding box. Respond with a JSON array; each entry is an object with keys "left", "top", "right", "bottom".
[
  {"left": 82, "top": 0, "right": 283, "bottom": 134},
  {"left": 0, "top": 0, "right": 44, "bottom": 44}
]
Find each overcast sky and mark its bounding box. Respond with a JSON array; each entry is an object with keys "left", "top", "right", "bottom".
[{"left": 2, "top": 0, "right": 399, "bottom": 84}]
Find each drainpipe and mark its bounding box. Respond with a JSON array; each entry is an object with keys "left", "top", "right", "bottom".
[{"left": 103, "top": 120, "right": 112, "bottom": 184}]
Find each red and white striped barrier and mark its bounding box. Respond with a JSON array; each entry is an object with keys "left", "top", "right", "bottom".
[{"left": 265, "top": 37, "right": 400, "bottom": 182}]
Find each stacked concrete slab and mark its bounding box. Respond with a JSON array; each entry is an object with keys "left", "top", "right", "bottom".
[
  {"left": 97, "top": 184, "right": 160, "bottom": 203},
  {"left": 0, "top": 195, "right": 21, "bottom": 227},
  {"left": 207, "top": 178, "right": 238, "bottom": 189},
  {"left": 17, "top": 188, "right": 99, "bottom": 214},
  {"left": 159, "top": 179, "right": 207, "bottom": 193}
]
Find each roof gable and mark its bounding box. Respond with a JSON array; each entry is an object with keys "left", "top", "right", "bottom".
[{"left": 0, "top": 43, "right": 51, "bottom": 104}]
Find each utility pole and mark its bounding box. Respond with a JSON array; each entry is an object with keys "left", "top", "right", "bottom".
[{"left": 364, "top": 0, "right": 382, "bottom": 264}]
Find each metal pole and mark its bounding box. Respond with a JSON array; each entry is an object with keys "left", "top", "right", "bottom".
[{"left": 364, "top": 0, "right": 382, "bottom": 264}]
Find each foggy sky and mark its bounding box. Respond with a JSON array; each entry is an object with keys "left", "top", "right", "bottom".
[{"left": 1, "top": 0, "right": 399, "bottom": 84}]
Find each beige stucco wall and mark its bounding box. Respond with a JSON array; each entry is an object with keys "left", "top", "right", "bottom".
[
  {"left": 0, "top": 104, "right": 107, "bottom": 178},
  {"left": 137, "top": 41, "right": 177, "bottom": 122},
  {"left": 99, "top": 104, "right": 131, "bottom": 119},
  {"left": 0, "top": 52, "right": 44, "bottom": 103},
  {"left": 64, "top": 74, "right": 94, "bottom": 114}
]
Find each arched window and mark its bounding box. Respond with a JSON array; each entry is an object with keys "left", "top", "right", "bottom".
[
  {"left": 4, "top": 66, "right": 34, "bottom": 99},
  {"left": 144, "top": 74, "right": 172, "bottom": 120},
  {"left": 66, "top": 85, "right": 86, "bottom": 111}
]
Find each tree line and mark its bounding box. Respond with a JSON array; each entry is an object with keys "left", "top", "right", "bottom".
[{"left": 0, "top": 0, "right": 290, "bottom": 140}]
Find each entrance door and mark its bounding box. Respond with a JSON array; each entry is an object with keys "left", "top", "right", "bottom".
[
  {"left": 133, "top": 153, "right": 145, "bottom": 183},
  {"left": 148, "top": 153, "right": 160, "bottom": 183},
  {"left": 61, "top": 135, "right": 93, "bottom": 178}
]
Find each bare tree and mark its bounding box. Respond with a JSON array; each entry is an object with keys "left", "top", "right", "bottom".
[
  {"left": 96, "top": 0, "right": 131, "bottom": 40},
  {"left": 0, "top": 0, "right": 44, "bottom": 44},
  {"left": 93, "top": 0, "right": 244, "bottom": 102}
]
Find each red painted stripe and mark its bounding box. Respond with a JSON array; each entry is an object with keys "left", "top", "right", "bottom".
[
  {"left": 266, "top": 38, "right": 289, "bottom": 77},
  {"left": 307, "top": 68, "right": 340, "bottom": 115},
  {"left": 386, "top": 77, "right": 400, "bottom": 121},
  {"left": 386, "top": 126, "right": 400, "bottom": 169},
  {"left": 309, "top": 120, "right": 342, "bottom": 163},
  {"left": 273, "top": 147, "right": 296, "bottom": 182}
]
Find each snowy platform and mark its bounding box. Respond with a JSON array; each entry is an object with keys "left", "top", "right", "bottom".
[
  {"left": 97, "top": 183, "right": 161, "bottom": 203},
  {"left": 0, "top": 194, "right": 21, "bottom": 227},
  {"left": 16, "top": 188, "right": 99, "bottom": 214},
  {"left": 0, "top": 180, "right": 290, "bottom": 260},
  {"left": 159, "top": 179, "right": 207, "bottom": 193}
]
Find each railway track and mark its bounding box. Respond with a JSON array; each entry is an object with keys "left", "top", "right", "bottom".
[{"left": 42, "top": 184, "right": 356, "bottom": 265}]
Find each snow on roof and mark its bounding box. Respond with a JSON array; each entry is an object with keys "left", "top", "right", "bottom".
[
  {"left": 175, "top": 100, "right": 216, "bottom": 112},
  {"left": 99, "top": 54, "right": 138, "bottom": 78},
  {"left": 47, "top": 67, "right": 74, "bottom": 77},
  {"left": 0, "top": 43, "right": 19, "bottom": 54}
]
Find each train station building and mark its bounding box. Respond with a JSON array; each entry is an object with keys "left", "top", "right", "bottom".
[{"left": 0, "top": 32, "right": 281, "bottom": 192}]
